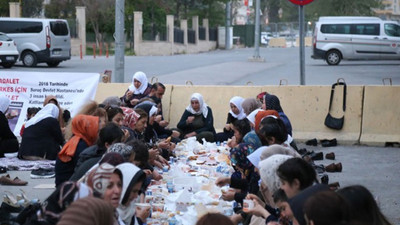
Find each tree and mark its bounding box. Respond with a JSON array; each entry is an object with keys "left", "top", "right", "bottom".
[
  {"left": 80, "top": 0, "right": 115, "bottom": 47},
  {"left": 45, "top": 0, "right": 77, "bottom": 19},
  {"left": 306, "top": 0, "right": 381, "bottom": 21},
  {"left": 21, "top": 0, "right": 43, "bottom": 17}
]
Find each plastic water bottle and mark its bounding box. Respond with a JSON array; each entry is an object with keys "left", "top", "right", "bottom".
[{"left": 168, "top": 216, "right": 178, "bottom": 225}]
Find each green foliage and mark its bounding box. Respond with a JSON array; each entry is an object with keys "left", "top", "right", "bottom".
[
  {"left": 0, "top": 0, "right": 14, "bottom": 17},
  {"left": 21, "top": 0, "right": 42, "bottom": 17},
  {"left": 45, "top": 0, "right": 78, "bottom": 19}
]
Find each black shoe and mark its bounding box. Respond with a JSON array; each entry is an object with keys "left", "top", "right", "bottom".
[
  {"left": 321, "top": 138, "right": 337, "bottom": 147},
  {"left": 308, "top": 152, "right": 323, "bottom": 161},
  {"left": 320, "top": 174, "right": 329, "bottom": 184},
  {"left": 298, "top": 148, "right": 308, "bottom": 155},
  {"left": 0, "top": 166, "right": 6, "bottom": 174},
  {"left": 305, "top": 138, "right": 318, "bottom": 146},
  {"left": 30, "top": 167, "right": 55, "bottom": 179}
]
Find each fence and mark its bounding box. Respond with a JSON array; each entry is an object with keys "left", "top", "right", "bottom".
[
  {"left": 188, "top": 29, "right": 196, "bottom": 44},
  {"left": 174, "top": 27, "right": 184, "bottom": 44},
  {"left": 233, "top": 22, "right": 315, "bottom": 47},
  {"left": 67, "top": 18, "right": 78, "bottom": 38},
  {"left": 199, "top": 27, "right": 206, "bottom": 40},
  {"left": 143, "top": 24, "right": 167, "bottom": 41},
  {"left": 209, "top": 27, "right": 217, "bottom": 41}
]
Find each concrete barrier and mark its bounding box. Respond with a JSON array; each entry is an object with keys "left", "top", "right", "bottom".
[
  {"left": 268, "top": 38, "right": 287, "bottom": 48},
  {"left": 94, "top": 84, "right": 400, "bottom": 146},
  {"left": 261, "top": 86, "right": 364, "bottom": 145},
  {"left": 295, "top": 37, "right": 312, "bottom": 47},
  {"left": 360, "top": 86, "right": 400, "bottom": 146}
]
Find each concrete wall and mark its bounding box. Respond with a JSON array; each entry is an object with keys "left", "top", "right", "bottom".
[
  {"left": 360, "top": 86, "right": 400, "bottom": 146},
  {"left": 133, "top": 12, "right": 217, "bottom": 56},
  {"left": 94, "top": 84, "right": 399, "bottom": 146},
  {"left": 9, "top": 2, "right": 20, "bottom": 18}
]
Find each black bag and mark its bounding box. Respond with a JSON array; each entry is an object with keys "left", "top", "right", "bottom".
[{"left": 324, "top": 79, "right": 346, "bottom": 130}]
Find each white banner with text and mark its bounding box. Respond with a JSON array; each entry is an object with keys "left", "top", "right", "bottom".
[{"left": 0, "top": 71, "right": 100, "bottom": 136}]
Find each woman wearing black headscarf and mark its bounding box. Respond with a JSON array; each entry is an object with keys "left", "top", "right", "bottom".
[{"left": 263, "top": 94, "right": 293, "bottom": 136}]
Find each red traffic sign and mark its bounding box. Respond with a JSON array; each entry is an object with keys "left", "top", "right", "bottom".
[{"left": 289, "top": 0, "right": 313, "bottom": 5}]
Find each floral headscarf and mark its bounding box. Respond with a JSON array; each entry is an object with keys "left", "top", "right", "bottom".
[
  {"left": 230, "top": 143, "right": 256, "bottom": 170},
  {"left": 121, "top": 107, "right": 139, "bottom": 129}
]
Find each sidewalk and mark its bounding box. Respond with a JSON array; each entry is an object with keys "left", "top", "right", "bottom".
[{"left": 1, "top": 144, "right": 399, "bottom": 224}]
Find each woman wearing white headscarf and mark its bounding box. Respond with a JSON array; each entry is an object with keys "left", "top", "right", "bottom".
[
  {"left": 121, "top": 71, "right": 152, "bottom": 108},
  {"left": 18, "top": 103, "right": 64, "bottom": 160},
  {"left": 0, "top": 94, "right": 19, "bottom": 157},
  {"left": 177, "top": 93, "right": 216, "bottom": 142},
  {"left": 216, "top": 96, "right": 247, "bottom": 142}
]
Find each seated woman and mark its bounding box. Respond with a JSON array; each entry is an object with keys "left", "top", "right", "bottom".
[
  {"left": 116, "top": 162, "right": 149, "bottom": 225},
  {"left": 216, "top": 96, "right": 247, "bottom": 142},
  {"left": 177, "top": 93, "right": 216, "bottom": 142},
  {"left": 121, "top": 71, "right": 152, "bottom": 108},
  {"left": 70, "top": 122, "right": 125, "bottom": 181},
  {"left": 242, "top": 98, "right": 262, "bottom": 128},
  {"left": 85, "top": 163, "right": 125, "bottom": 224},
  {"left": 64, "top": 101, "right": 108, "bottom": 141},
  {"left": 263, "top": 94, "right": 293, "bottom": 136},
  {"left": 18, "top": 103, "right": 64, "bottom": 160},
  {"left": 0, "top": 94, "right": 19, "bottom": 157},
  {"left": 55, "top": 115, "right": 105, "bottom": 187}
]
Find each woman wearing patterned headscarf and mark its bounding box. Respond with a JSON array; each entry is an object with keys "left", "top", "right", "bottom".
[
  {"left": 85, "top": 163, "right": 124, "bottom": 225},
  {"left": 18, "top": 103, "right": 64, "bottom": 160},
  {"left": 216, "top": 96, "right": 247, "bottom": 142},
  {"left": 263, "top": 94, "right": 293, "bottom": 136},
  {"left": 0, "top": 94, "right": 19, "bottom": 157},
  {"left": 177, "top": 93, "right": 216, "bottom": 142},
  {"left": 55, "top": 115, "right": 102, "bottom": 186},
  {"left": 121, "top": 71, "right": 152, "bottom": 108},
  {"left": 216, "top": 143, "right": 259, "bottom": 206}
]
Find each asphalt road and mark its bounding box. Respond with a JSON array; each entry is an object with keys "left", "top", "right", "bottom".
[{"left": 9, "top": 47, "right": 400, "bottom": 86}]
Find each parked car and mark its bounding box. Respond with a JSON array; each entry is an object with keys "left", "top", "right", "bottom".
[
  {"left": 0, "top": 32, "right": 19, "bottom": 68},
  {"left": 0, "top": 18, "right": 71, "bottom": 67},
  {"left": 312, "top": 16, "right": 400, "bottom": 65},
  {"left": 261, "top": 32, "right": 273, "bottom": 45}
]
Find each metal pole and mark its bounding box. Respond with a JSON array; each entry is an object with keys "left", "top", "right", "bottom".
[
  {"left": 299, "top": 5, "right": 305, "bottom": 85},
  {"left": 114, "top": 0, "right": 125, "bottom": 83},
  {"left": 225, "top": 1, "right": 231, "bottom": 50},
  {"left": 253, "top": 0, "right": 260, "bottom": 58}
]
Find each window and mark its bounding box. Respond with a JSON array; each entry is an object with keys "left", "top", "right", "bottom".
[
  {"left": 50, "top": 21, "right": 69, "bottom": 36},
  {"left": 0, "top": 33, "right": 12, "bottom": 41},
  {"left": 352, "top": 24, "right": 380, "bottom": 35},
  {"left": 384, "top": 23, "right": 400, "bottom": 37},
  {"left": 320, "top": 24, "right": 351, "bottom": 34},
  {"left": 0, "top": 21, "right": 42, "bottom": 33}
]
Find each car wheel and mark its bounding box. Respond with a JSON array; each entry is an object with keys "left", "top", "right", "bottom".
[
  {"left": 22, "top": 51, "right": 37, "bottom": 67},
  {"left": 326, "top": 50, "right": 341, "bottom": 65},
  {"left": 2, "top": 62, "right": 14, "bottom": 68},
  {"left": 47, "top": 61, "right": 60, "bottom": 67}
]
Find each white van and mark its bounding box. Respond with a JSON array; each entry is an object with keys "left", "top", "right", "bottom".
[
  {"left": 0, "top": 17, "right": 71, "bottom": 67},
  {"left": 311, "top": 17, "right": 400, "bottom": 65}
]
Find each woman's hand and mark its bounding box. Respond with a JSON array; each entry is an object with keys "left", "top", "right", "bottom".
[
  {"left": 159, "top": 120, "right": 169, "bottom": 127},
  {"left": 230, "top": 213, "right": 243, "bottom": 225},
  {"left": 121, "top": 129, "right": 130, "bottom": 142},
  {"left": 155, "top": 115, "right": 162, "bottom": 123},
  {"left": 136, "top": 205, "right": 151, "bottom": 222},
  {"left": 186, "top": 116, "right": 195, "bottom": 124},
  {"left": 172, "top": 130, "right": 180, "bottom": 138},
  {"left": 225, "top": 124, "right": 231, "bottom": 131},
  {"left": 227, "top": 136, "right": 237, "bottom": 148},
  {"left": 221, "top": 189, "right": 236, "bottom": 201},
  {"left": 246, "top": 194, "right": 265, "bottom": 208},
  {"left": 244, "top": 199, "right": 270, "bottom": 219},
  {"left": 215, "top": 177, "right": 230, "bottom": 187},
  {"left": 130, "top": 98, "right": 139, "bottom": 106}
]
